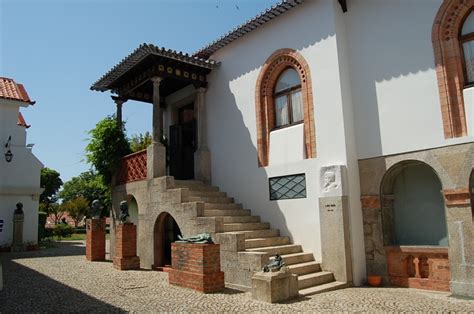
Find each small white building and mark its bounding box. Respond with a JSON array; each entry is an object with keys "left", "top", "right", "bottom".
[{"left": 0, "top": 77, "right": 43, "bottom": 249}]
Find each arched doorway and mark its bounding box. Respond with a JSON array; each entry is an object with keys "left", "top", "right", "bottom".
[
  {"left": 153, "top": 212, "right": 182, "bottom": 268},
  {"left": 380, "top": 160, "right": 450, "bottom": 290},
  {"left": 127, "top": 195, "right": 139, "bottom": 256}
]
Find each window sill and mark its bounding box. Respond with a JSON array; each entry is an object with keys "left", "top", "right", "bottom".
[{"left": 271, "top": 121, "right": 304, "bottom": 132}]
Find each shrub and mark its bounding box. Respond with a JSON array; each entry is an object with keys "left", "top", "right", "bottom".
[
  {"left": 53, "top": 224, "right": 74, "bottom": 239},
  {"left": 38, "top": 211, "right": 48, "bottom": 241}
]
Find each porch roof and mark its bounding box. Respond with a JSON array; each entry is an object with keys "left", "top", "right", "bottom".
[{"left": 91, "top": 43, "right": 219, "bottom": 96}]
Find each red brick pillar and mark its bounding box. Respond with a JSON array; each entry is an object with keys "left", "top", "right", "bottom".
[
  {"left": 86, "top": 218, "right": 106, "bottom": 261},
  {"left": 113, "top": 223, "right": 140, "bottom": 270},
  {"left": 168, "top": 243, "right": 224, "bottom": 293}
]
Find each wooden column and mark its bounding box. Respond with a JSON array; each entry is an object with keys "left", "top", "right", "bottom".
[{"left": 112, "top": 96, "right": 127, "bottom": 126}]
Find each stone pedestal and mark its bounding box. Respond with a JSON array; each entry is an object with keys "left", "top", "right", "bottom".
[
  {"left": 86, "top": 218, "right": 106, "bottom": 261},
  {"left": 113, "top": 223, "right": 140, "bottom": 270},
  {"left": 168, "top": 243, "right": 224, "bottom": 293},
  {"left": 12, "top": 213, "right": 25, "bottom": 252},
  {"left": 147, "top": 143, "right": 166, "bottom": 179},
  {"left": 251, "top": 267, "right": 299, "bottom": 303},
  {"left": 194, "top": 148, "right": 211, "bottom": 183}
]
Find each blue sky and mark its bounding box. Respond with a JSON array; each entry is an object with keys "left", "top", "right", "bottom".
[{"left": 0, "top": 0, "right": 279, "bottom": 182}]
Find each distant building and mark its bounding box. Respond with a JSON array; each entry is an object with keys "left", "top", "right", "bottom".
[
  {"left": 92, "top": 0, "right": 474, "bottom": 298},
  {"left": 0, "top": 77, "right": 43, "bottom": 248}
]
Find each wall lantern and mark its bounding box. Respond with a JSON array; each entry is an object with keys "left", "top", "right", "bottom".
[{"left": 4, "top": 136, "right": 13, "bottom": 163}]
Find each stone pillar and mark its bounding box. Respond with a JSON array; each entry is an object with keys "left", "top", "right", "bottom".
[
  {"left": 168, "top": 243, "right": 224, "bottom": 293},
  {"left": 251, "top": 267, "right": 299, "bottom": 303},
  {"left": 86, "top": 218, "right": 106, "bottom": 261},
  {"left": 147, "top": 77, "right": 166, "bottom": 179},
  {"left": 318, "top": 165, "right": 353, "bottom": 283},
  {"left": 194, "top": 87, "right": 211, "bottom": 183},
  {"left": 112, "top": 96, "right": 127, "bottom": 126},
  {"left": 443, "top": 188, "right": 474, "bottom": 298},
  {"left": 113, "top": 223, "right": 140, "bottom": 270},
  {"left": 11, "top": 212, "right": 25, "bottom": 252}
]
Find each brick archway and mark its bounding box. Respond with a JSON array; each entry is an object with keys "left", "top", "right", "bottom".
[
  {"left": 432, "top": 0, "right": 474, "bottom": 138},
  {"left": 255, "top": 48, "right": 316, "bottom": 167}
]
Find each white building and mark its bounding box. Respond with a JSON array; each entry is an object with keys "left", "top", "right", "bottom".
[
  {"left": 92, "top": 0, "right": 474, "bottom": 297},
  {"left": 0, "top": 77, "right": 43, "bottom": 248}
]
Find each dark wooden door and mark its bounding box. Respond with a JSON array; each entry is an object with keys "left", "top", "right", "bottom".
[{"left": 169, "top": 121, "right": 195, "bottom": 180}]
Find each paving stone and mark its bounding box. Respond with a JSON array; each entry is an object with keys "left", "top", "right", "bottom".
[{"left": 0, "top": 241, "right": 472, "bottom": 312}]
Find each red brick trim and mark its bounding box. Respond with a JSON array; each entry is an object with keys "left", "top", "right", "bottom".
[
  {"left": 255, "top": 49, "right": 316, "bottom": 167},
  {"left": 432, "top": 0, "right": 474, "bottom": 138},
  {"left": 443, "top": 188, "right": 471, "bottom": 207},
  {"left": 361, "top": 195, "right": 381, "bottom": 210}
]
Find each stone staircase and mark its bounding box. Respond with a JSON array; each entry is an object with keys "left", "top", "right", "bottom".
[{"left": 174, "top": 180, "right": 348, "bottom": 296}]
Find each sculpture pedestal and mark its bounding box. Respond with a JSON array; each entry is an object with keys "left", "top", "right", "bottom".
[
  {"left": 113, "top": 223, "right": 140, "bottom": 270},
  {"left": 251, "top": 267, "right": 299, "bottom": 303},
  {"left": 11, "top": 213, "right": 25, "bottom": 252},
  {"left": 86, "top": 218, "right": 106, "bottom": 261},
  {"left": 168, "top": 243, "right": 224, "bottom": 293}
]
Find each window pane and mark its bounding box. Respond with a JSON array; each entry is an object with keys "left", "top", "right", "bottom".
[
  {"left": 463, "top": 40, "right": 474, "bottom": 83},
  {"left": 462, "top": 11, "right": 474, "bottom": 36},
  {"left": 291, "top": 90, "right": 304, "bottom": 122},
  {"left": 274, "top": 68, "right": 301, "bottom": 93},
  {"left": 275, "top": 95, "right": 289, "bottom": 127}
]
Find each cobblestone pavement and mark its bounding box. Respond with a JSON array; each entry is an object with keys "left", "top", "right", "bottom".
[{"left": 0, "top": 241, "right": 473, "bottom": 313}]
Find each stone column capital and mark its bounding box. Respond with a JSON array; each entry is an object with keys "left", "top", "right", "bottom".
[
  {"left": 197, "top": 87, "right": 207, "bottom": 94},
  {"left": 111, "top": 96, "right": 127, "bottom": 106},
  {"left": 151, "top": 77, "right": 163, "bottom": 85}
]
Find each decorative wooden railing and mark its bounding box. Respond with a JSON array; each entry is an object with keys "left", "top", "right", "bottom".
[
  {"left": 116, "top": 149, "right": 147, "bottom": 185},
  {"left": 385, "top": 246, "right": 450, "bottom": 291}
]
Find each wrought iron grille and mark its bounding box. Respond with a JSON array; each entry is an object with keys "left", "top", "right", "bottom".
[{"left": 269, "top": 173, "right": 306, "bottom": 200}]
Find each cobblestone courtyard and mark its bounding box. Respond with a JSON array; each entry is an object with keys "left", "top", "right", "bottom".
[{"left": 0, "top": 241, "right": 473, "bottom": 312}]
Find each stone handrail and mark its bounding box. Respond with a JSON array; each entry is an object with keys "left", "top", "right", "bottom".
[{"left": 116, "top": 149, "right": 147, "bottom": 185}]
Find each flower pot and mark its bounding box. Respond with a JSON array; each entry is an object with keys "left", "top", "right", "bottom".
[{"left": 367, "top": 275, "right": 382, "bottom": 287}]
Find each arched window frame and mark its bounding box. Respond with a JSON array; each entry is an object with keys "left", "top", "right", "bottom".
[
  {"left": 255, "top": 49, "right": 316, "bottom": 167},
  {"left": 432, "top": 0, "right": 474, "bottom": 138},
  {"left": 460, "top": 9, "right": 474, "bottom": 86},
  {"left": 273, "top": 67, "right": 303, "bottom": 129}
]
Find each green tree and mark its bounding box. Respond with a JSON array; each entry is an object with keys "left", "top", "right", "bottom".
[
  {"left": 130, "top": 131, "right": 152, "bottom": 152},
  {"left": 85, "top": 115, "right": 131, "bottom": 185},
  {"left": 40, "top": 167, "right": 63, "bottom": 215},
  {"left": 60, "top": 170, "right": 111, "bottom": 217},
  {"left": 62, "top": 197, "right": 89, "bottom": 227},
  {"left": 40, "top": 203, "right": 64, "bottom": 225}
]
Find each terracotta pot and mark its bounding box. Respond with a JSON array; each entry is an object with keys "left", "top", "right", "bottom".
[{"left": 367, "top": 275, "right": 382, "bottom": 287}]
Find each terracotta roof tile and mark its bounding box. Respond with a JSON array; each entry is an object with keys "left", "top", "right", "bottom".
[
  {"left": 17, "top": 112, "right": 31, "bottom": 128},
  {"left": 0, "top": 77, "right": 35, "bottom": 104}
]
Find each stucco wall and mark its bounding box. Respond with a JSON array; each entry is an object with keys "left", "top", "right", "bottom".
[{"left": 344, "top": 0, "right": 474, "bottom": 159}]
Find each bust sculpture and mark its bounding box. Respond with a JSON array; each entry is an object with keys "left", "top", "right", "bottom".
[
  {"left": 119, "top": 200, "right": 130, "bottom": 224},
  {"left": 176, "top": 233, "right": 213, "bottom": 244},
  {"left": 263, "top": 254, "right": 285, "bottom": 272},
  {"left": 91, "top": 199, "right": 101, "bottom": 219},
  {"left": 14, "top": 202, "right": 24, "bottom": 215},
  {"left": 322, "top": 171, "right": 339, "bottom": 193}
]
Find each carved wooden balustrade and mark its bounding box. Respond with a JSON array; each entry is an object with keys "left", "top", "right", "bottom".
[
  {"left": 385, "top": 246, "right": 450, "bottom": 291},
  {"left": 116, "top": 149, "right": 147, "bottom": 185}
]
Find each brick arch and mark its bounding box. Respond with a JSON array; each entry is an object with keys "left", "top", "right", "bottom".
[
  {"left": 255, "top": 48, "right": 316, "bottom": 167},
  {"left": 432, "top": 0, "right": 474, "bottom": 138}
]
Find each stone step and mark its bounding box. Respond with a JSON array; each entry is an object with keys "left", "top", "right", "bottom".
[
  {"left": 244, "top": 237, "right": 291, "bottom": 249},
  {"left": 174, "top": 180, "right": 205, "bottom": 186},
  {"left": 287, "top": 261, "right": 321, "bottom": 276},
  {"left": 245, "top": 244, "right": 302, "bottom": 256},
  {"left": 222, "top": 216, "right": 261, "bottom": 223},
  {"left": 188, "top": 196, "right": 234, "bottom": 203},
  {"left": 223, "top": 222, "right": 270, "bottom": 232},
  {"left": 187, "top": 190, "right": 226, "bottom": 198},
  {"left": 228, "top": 229, "right": 280, "bottom": 239},
  {"left": 299, "top": 281, "right": 348, "bottom": 296},
  {"left": 298, "top": 271, "right": 335, "bottom": 290},
  {"left": 272, "top": 252, "right": 314, "bottom": 265},
  {"left": 204, "top": 203, "right": 242, "bottom": 210},
  {"left": 202, "top": 209, "right": 251, "bottom": 217},
  {"left": 177, "top": 184, "right": 219, "bottom": 192}
]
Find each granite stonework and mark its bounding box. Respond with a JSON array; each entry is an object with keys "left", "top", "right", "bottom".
[
  {"left": 251, "top": 267, "right": 299, "bottom": 303},
  {"left": 86, "top": 218, "right": 106, "bottom": 262},
  {"left": 358, "top": 142, "right": 474, "bottom": 297}
]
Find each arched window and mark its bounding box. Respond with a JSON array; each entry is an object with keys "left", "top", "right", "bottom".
[
  {"left": 274, "top": 68, "right": 303, "bottom": 128},
  {"left": 461, "top": 10, "right": 474, "bottom": 85}
]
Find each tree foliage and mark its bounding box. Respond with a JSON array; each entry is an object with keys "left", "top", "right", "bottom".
[
  {"left": 85, "top": 116, "right": 131, "bottom": 185},
  {"left": 40, "top": 203, "right": 64, "bottom": 225},
  {"left": 62, "top": 197, "right": 89, "bottom": 227},
  {"left": 130, "top": 131, "right": 152, "bottom": 153},
  {"left": 40, "top": 167, "right": 63, "bottom": 214}
]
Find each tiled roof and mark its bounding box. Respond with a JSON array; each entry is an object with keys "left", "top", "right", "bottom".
[
  {"left": 0, "top": 77, "right": 35, "bottom": 104},
  {"left": 193, "top": 0, "right": 304, "bottom": 59},
  {"left": 91, "top": 43, "right": 219, "bottom": 92},
  {"left": 18, "top": 112, "right": 30, "bottom": 128}
]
